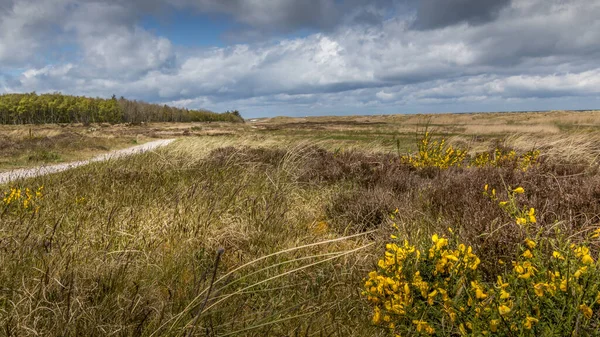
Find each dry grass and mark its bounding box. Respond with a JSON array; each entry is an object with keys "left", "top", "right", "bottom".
[{"left": 1, "top": 110, "right": 600, "bottom": 336}]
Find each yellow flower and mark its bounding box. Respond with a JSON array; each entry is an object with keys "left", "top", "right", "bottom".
[
  {"left": 484, "top": 184, "right": 489, "bottom": 192},
  {"left": 525, "top": 239, "right": 536, "bottom": 249},
  {"left": 574, "top": 266, "right": 588, "bottom": 278},
  {"left": 497, "top": 276, "right": 509, "bottom": 288},
  {"left": 513, "top": 187, "right": 525, "bottom": 194},
  {"left": 574, "top": 246, "right": 590, "bottom": 257},
  {"left": 498, "top": 304, "right": 511, "bottom": 316},
  {"left": 499, "top": 201, "right": 507, "bottom": 207},
  {"left": 476, "top": 288, "right": 487, "bottom": 300},
  {"left": 522, "top": 250, "right": 533, "bottom": 259},
  {"left": 372, "top": 306, "right": 381, "bottom": 324},
  {"left": 579, "top": 304, "right": 593, "bottom": 320},
  {"left": 533, "top": 283, "right": 545, "bottom": 297},
  {"left": 412, "top": 320, "right": 435, "bottom": 335},
  {"left": 490, "top": 319, "right": 499, "bottom": 333},
  {"left": 528, "top": 208, "right": 536, "bottom": 223},
  {"left": 582, "top": 254, "right": 594, "bottom": 265},
  {"left": 524, "top": 316, "right": 539, "bottom": 329},
  {"left": 427, "top": 290, "right": 438, "bottom": 305},
  {"left": 552, "top": 251, "right": 564, "bottom": 260},
  {"left": 516, "top": 217, "right": 527, "bottom": 226},
  {"left": 431, "top": 234, "right": 448, "bottom": 250},
  {"left": 592, "top": 228, "right": 600, "bottom": 239},
  {"left": 518, "top": 272, "right": 531, "bottom": 279},
  {"left": 560, "top": 278, "right": 568, "bottom": 292},
  {"left": 500, "top": 289, "right": 511, "bottom": 300},
  {"left": 514, "top": 265, "right": 525, "bottom": 274}
]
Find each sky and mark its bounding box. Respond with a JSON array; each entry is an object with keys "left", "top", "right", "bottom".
[{"left": 0, "top": 0, "right": 599, "bottom": 118}]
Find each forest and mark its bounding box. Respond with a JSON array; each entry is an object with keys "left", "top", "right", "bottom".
[{"left": 0, "top": 92, "right": 244, "bottom": 124}]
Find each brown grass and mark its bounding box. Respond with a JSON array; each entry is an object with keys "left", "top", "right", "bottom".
[{"left": 2, "top": 110, "right": 600, "bottom": 336}]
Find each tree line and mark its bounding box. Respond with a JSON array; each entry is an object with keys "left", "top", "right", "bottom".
[{"left": 0, "top": 92, "right": 244, "bottom": 125}]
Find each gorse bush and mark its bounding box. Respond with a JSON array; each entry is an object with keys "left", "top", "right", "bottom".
[
  {"left": 401, "top": 132, "right": 468, "bottom": 169},
  {"left": 363, "top": 228, "right": 484, "bottom": 336},
  {"left": 363, "top": 187, "right": 600, "bottom": 336},
  {"left": 401, "top": 132, "right": 540, "bottom": 171},
  {"left": 471, "top": 149, "right": 540, "bottom": 172}
]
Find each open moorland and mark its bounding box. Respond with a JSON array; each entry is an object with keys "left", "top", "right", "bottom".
[{"left": 2, "top": 110, "right": 600, "bottom": 336}]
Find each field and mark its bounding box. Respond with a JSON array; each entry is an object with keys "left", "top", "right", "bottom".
[{"left": 1, "top": 110, "right": 600, "bottom": 336}]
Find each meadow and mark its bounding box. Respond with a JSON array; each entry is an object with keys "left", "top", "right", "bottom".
[{"left": 1, "top": 110, "right": 600, "bottom": 336}]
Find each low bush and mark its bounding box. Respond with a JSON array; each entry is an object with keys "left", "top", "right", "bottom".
[{"left": 364, "top": 187, "right": 600, "bottom": 336}]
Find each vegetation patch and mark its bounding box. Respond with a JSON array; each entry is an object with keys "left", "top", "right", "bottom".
[
  {"left": 0, "top": 92, "right": 244, "bottom": 124},
  {"left": 1, "top": 112, "right": 599, "bottom": 336}
]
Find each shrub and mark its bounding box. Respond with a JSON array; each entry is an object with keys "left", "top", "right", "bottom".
[
  {"left": 471, "top": 149, "right": 540, "bottom": 171},
  {"left": 401, "top": 131, "right": 540, "bottom": 172},
  {"left": 401, "top": 132, "right": 468, "bottom": 169},
  {"left": 363, "top": 188, "right": 600, "bottom": 336}
]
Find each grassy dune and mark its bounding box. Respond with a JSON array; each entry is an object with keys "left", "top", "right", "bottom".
[{"left": 1, "top": 111, "right": 600, "bottom": 336}]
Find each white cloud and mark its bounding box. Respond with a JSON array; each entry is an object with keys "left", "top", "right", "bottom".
[{"left": 3, "top": 0, "right": 600, "bottom": 117}]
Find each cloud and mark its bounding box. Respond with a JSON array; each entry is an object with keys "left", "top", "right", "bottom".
[
  {"left": 173, "top": 0, "right": 401, "bottom": 32},
  {"left": 0, "top": 0, "right": 69, "bottom": 64},
  {"left": 412, "top": 0, "right": 511, "bottom": 30},
  {"left": 2, "top": 0, "right": 600, "bottom": 117}
]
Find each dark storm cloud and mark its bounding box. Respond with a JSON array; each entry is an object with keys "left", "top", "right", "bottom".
[
  {"left": 173, "top": 0, "right": 401, "bottom": 32},
  {"left": 412, "top": 0, "right": 511, "bottom": 30},
  {"left": 0, "top": 0, "right": 14, "bottom": 13}
]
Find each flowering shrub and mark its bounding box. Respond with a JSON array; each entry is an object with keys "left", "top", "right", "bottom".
[
  {"left": 401, "top": 132, "right": 468, "bottom": 169},
  {"left": 471, "top": 149, "right": 540, "bottom": 171},
  {"left": 2, "top": 185, "right": 43, "bottom": 214},
  {"left": 363, "top": 187, "right": 600, "bottom": 336},
  {"left": 363, "top": 232, "right": 486, "bottom": 335},
  {"left": 402, "top": 132, "right": 539, "bottom": 171}
]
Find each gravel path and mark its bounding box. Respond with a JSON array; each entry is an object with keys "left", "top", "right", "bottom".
[{"left": 0, "top": 139, "right": 175, "bottom": 185}]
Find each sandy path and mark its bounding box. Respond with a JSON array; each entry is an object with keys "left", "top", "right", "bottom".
[{"left": 0, "top": 139, "right": 175, "bottom": 185}]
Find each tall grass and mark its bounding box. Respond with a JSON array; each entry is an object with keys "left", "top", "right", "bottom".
[
  {"left": 0, "top": 139, "right": 381, "bottom": 336},
  {"left": 1, "top": 134, "right": 599, "bottom": 336}
]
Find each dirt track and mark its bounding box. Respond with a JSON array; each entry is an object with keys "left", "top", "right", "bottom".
[{"left": 0, "top": 139, "right": 175, "bottom": 185}]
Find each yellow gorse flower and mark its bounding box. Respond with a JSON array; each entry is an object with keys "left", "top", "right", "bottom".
[
  {"left": 525, "top": 239, "right": 536, "bottom": 249},
  {"left": 528, "top": 208, "right": 536, "bottom": 223},
  {"left": 582, "top": 254, "right": 594, "bottom": 265},
  {"left": 524, "top": 316, "right": 539, "bottom": 329},
  {"left": 490, "top": 319, "right": 499, "bottom": 332},
  {"left": 533, "top": 283, "right": 545, "bottom": 297},
  {"left": 513, "top": 187, "right": 525, "bottom": 194},
  {"left": 560, "top": 278, "right": 568, "bottom": 292},
  {"left": 372, "top": 306, "right": 381, "bottom": 324},
  {"left": 412, "top": 320, "right": 435, "bottom": 335},
  {"left": 498, "top": 304, "right": 511, "bottom": 316},
  {"left": 579, "top": 304, "right": 593, "bottom": 320}
]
